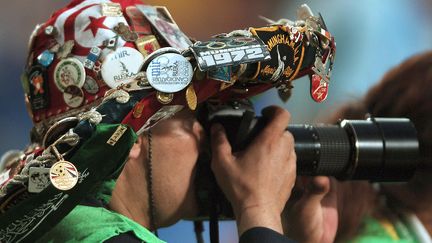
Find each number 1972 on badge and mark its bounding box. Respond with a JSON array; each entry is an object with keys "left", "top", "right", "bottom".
[{"left": 197, "top": 45, "right": 269, "bottom": 70}]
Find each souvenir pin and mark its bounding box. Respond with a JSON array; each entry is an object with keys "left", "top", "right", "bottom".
[
  {"left": 190, "top": 35, "right": 270, "bottom": 71},
  {"left": 37, "top": 50, "right": 55, "bottom": 67},
  {"left": 54, "top": 57, "right": 86, "bottom": 92},
  {"left": 103, "top": 36, "right": 119, "bottom": 50},
  {"left": 135, "top": 35, "right": 160, "bottom": 57},
  {"left": 249, "top": 26, "right": 304, "bottom": 82},
  {"left": 56, "top": 40, "right": 75, "bottom": 59},
  {"left": 49, "top": 160, "right": 79, "bottom": 191},
  {"left": 83, "top": 76, "right": 99, "bottom": 94},
  {"left": 84, "top": 47, "right": 102, "bottom": 70},
  {"left": 63, "top": 85, "right": 84, "bottom": 108},
  {"left": 310, "top": 74, "right": 328, "bottom": 102},
  {"left": 44, "top": 25, "right": 58, "bottom": 36},
  {"left": 146, "top": 52, "right": 193, "bottom": 93},
  {"left": 208, "top": 66, "right": 233, "bottom": 83},
  {"left": 28, "top": 167, "right": 51, "bottom": 193},
  {"left": 136, "top": 5, "right": 192, "bottom": 49},
  {"left": 100, "top": 47, "right": 144, "bottom": 88},
  {"left": 125, "top": 6, "right": 153, "bottom": 35},
  {"left": 101, "top": 2, "right": 123, "bottom": 17},
  {"left": 139, "top": 105, "right": 184, "bottom": 133},
  {"left": 133, "top": 102, "right": 145, "bottom": 118},
  {"left": 107, "top": 125, "right": 128, "bottom": 146},
  {"left": 28, "top": 65, "right": 49, "bottom": 110},
  {"left": 113, "top": 22, "right": 138, "bottom": 42},
  {"left": 156, "top": 91, "right": 174, "bottom": 104},
  {"left": 185, "top": 85, "right": 197, "bottom": 110}
]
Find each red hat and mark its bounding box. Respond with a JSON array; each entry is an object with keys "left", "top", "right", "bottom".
[{"left": 23, "top": 0, "right": 158, "bottom": 142}]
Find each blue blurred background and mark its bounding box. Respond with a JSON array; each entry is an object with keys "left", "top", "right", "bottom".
[{"left": 0, "top": 0, "right": 431, "bottom": 242}]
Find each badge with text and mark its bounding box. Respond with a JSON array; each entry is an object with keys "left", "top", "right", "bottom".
[
  {"left": 136, "top": 5, "right": 192, "bottom": 49},
  {"left": 125, "top": 6, "right": 153, "bottom": 35},
  {"left": 250, "top": 26, "right": 305, "bottom": 82},
  {"left": 146, "top": 52, "right": 193, "bottom": 93},
  {"left": 28, "top": 65, "right": 50, "bottom": 110},
  {"left": 190, "top": 35, "right": 270, "bottom": 71},
  {"left": 54, "top": 57, "right": 86, "bottom": 92},
  {"left": 101, "top": 47, "right": 145, "bottom": 88},
  {"left": 49, "top": 160, "right": 79, "bottom": 191}
]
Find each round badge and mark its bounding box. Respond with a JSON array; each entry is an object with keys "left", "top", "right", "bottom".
[
  {"left": 54, "top": 57, "right": 86, "bottom": 92},
  {"left": 49, "top": 160, "right": 79, "bottom": 191},
  {"left": 146, "top": 53, "right": 193, "bottom": 93},
  {"left": 83, "top": 76, "right": 100, "bottom": 94},
  {"left": 156, "top": 91, "right": 174, "bottom": 104},
  {"left": 63, "top": 85, "right": 84, "bottom": 108},
  {"left": 101, "top": 47, "right": 144, "bottom": 88}
]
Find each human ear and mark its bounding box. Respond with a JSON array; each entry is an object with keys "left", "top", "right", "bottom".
[{"left": 129, "top": 135, "right": 147, "bottom": 160}]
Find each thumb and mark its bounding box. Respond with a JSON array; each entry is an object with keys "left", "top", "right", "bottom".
[{"left": 210, "top": 124, "right": 233, "bottom": 162}]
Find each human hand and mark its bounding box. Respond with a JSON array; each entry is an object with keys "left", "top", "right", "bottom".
[
  {"left": 210, "top": 106, "right": 296, "bottom": 235},
  {"left": 284, "top": 176, "right": 338, "bottom": 243}
]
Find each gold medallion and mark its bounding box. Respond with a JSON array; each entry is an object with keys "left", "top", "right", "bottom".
[
  {"left": 49, "top": 160, "right": 79, "bottom": 191},
  {"left": 156, "top": 91, "right": 173, "bottom": 104},
  {"left": 185, "top": 85, "right": 197, "bottom": 110}
]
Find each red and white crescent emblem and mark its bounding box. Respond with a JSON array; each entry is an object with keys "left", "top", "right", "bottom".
[{"left": 53, "top": 0, "right": 129, "bottom": 57}]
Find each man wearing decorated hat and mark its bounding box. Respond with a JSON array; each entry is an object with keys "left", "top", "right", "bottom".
[{"left": 0, "top": 0, "right": 338, "bottom": 242}]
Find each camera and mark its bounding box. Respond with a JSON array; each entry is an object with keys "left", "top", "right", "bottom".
[{"left": 194, "top": 99, "right": 419, "bottom": 219}]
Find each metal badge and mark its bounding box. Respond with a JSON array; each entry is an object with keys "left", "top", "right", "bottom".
[
  {"left": 37, "top": 50, "right": 55, "bottom": 67},
  {"left": 133, "top": 102, "right": 145, "bottom": 118},
  {"left": 190, "top": 36, "right": 270, "bottom": 71},
  {"left": 28, "top": 167, "right": 51, "bottom": 193},
  {"left": 28, "top": 65, "right": 49, "bottom": 110},
  {"left": 139, "top": 105, "right": 184, "bottom": 133},
  {"left": 83, "top": 76, "right": 99, "bottom": 94},
  {"left": 113, "top": 22, "right": 138, "bottom": 42},
  {"left": 107, "top": 125, "right": 128, "bottom": 146},
  {"left": 63, "top": 85, "right": 84, "bottom": 108},
  {"left": 44, "top": 25, "right": 58, "bottom": 36},
  {"left": 156, "top": 91, "right": 174, "bottom": 104},
  {"left": 146, "top": 52, "right": 193, "bottom": 93},
  {"left": 84, "top": 47, "right": 102, "bottom": 70},
  {"left": 56, "top": 40, "right": 75, "bottom": 59},
  {"left": 310, "top": 74, "right": 328, "bottom": 102},
  {"left": 250, "top": 26, "right": 305, "bottom": 82},
  {"left": 49, "top": 160, "right": 79, "bottom": 191},
  {"left": 103, "top": 36, "right": 119, "bottom": 50},
  {"left": 54, "top": 57, "right": 86, "bottom": 92},
  {"left": 185, "top": 84, "right": 197, "bottom": 110},
  {"left": 136, "top": 5, "right": 192, "bottom": 49},
  {"left": 125, "top": 6, "right": 153, "bottom": 35},
  {"left": 208, "top": 66, "right": 233, "bottom": 83},
  {"left": 101, "top": 2, "right": 123, "bottom": 17},
  {"left": 101, "top": 47, "right": 144, "bottom": 88},
  {"left": 135, "top": 35, "right": 160, "bottom": 57}
]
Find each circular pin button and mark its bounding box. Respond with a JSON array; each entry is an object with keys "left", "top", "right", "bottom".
[
  {"left": 146, "top": 53, "right": 193, "bottom": 93},
  {"left": 156, "top": 91, "right": 173, "bottom": 104},
  {"left": 63, "top": 85, "right": 84, "bottom": 108},
  {"left": 83, "top": 76, "right": 99, "bottom": 94},
  {"left": 101, "top": 47, "right": 144, "bottom": 89},
  {"left": 54, "top": 58, "right": 86, "bottom": 92},
  {"left": 49, "top": 160, "right": 79, "bottom": 191}
]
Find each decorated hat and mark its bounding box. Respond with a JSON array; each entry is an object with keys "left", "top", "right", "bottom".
[{"left": 2, "top": 1, "right": 336, "bottom": 241}]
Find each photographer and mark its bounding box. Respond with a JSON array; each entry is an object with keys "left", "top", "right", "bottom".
[{"left": 0, "top": 0, "right": 338, "bottom": 242}]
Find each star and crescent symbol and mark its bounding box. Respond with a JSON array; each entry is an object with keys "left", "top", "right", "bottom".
[{"left": 83, "top": 16, "right": 110, "bottom": 37}]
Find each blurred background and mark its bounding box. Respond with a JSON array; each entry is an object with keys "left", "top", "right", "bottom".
[{"left": 0, "top": 0, "right": 431, "bottom": 242}]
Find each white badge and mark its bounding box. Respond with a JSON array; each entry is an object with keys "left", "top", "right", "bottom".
[
  {"left": 49, "top": 160, "right": 79, "bottom": 191},
  {"left": 54, "top": 57, "right": 86, "bottom": 92},
  {"left": 101, "top": 47, "right": 144, "bottom": 88},
  {"left": 146, "top": 53, "right": 193, "bottom": 93}
]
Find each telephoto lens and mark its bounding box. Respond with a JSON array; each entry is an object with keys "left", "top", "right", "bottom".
[{"left": 200, "top": 100, "right": 419, "bottom": 182}]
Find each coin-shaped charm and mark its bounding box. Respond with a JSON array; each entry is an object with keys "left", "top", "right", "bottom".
[
  {"left": 156, "top": 91, "right": 174, "bottom": 104},
  {"left": 185, "top": 85, "right": 197, "bottom": 110},
  {"left": 49, "top": 160, "right": 79, "bottom": 191}
]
